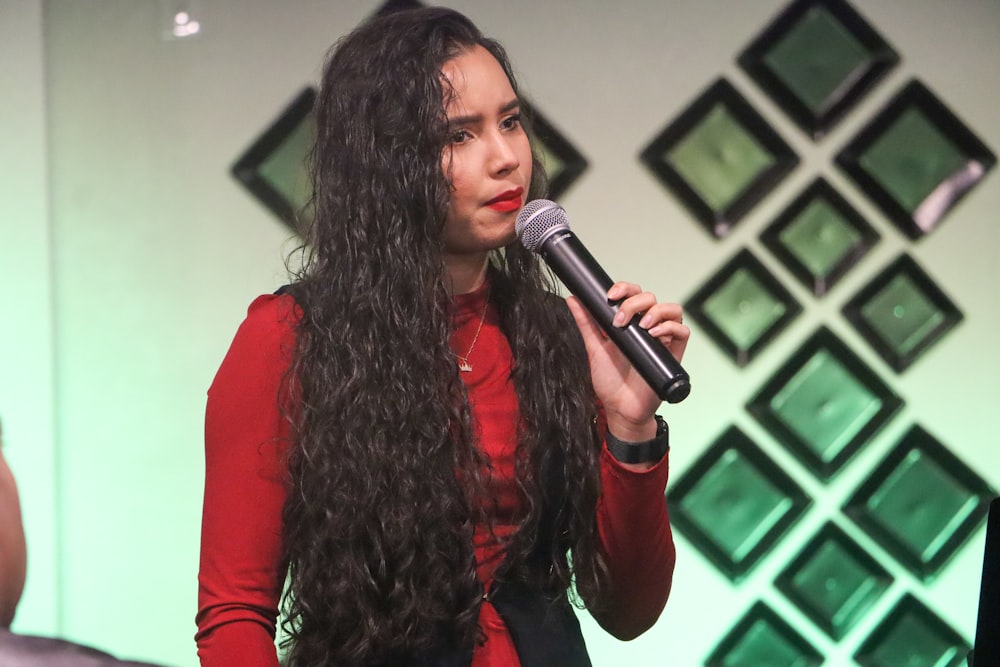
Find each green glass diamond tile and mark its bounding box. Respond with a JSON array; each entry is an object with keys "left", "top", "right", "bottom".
[
  {"left": 776, "top": 522, "right": 892, "bottom": 640},
  {"left": 739, "top": 0, "right": 899, "bottom": 140},
  {"left": 854, "top": 593, "right": 970, "bottom": 667},
  {"left": 844, "top": 425, "right": 995, "bottom": 581},
  {"left": 860, "top": 275, "right": 942, "bottom": 354},
  {"left": 703, "top": 268, "right": 785, "bottom": 350},
  {"left": 640, "top": 79, "right": 799, "bottom": 238},
  {"left": 761, "top": 178, "right": 880, "bottom": 297},
  {"left": 764, "top": 7, "right": 869, "bottom": 114},
  {"left": 769, "top": 350, "right": 880, "bottom": 460},
  {"left": 705, "top": 601, "right": 823, "bottom": 667},
  {"left": 836, "top": 79, "right": 996, "bottom": 239},
  {"left": 667, "top": 105, "right": 776, "bottom": 213},
  {"left": 843, "top": 254, "right": 963, "bottom": 373},
  {"left": 257, "top": 110, "right": 315, "bottom": 212},
  {"left": 231, "top": 87, "right": 317, "bottom": 232},
  {"left": 668, "top": 426, "right": 811, "bottom": 582},
  {"left": 748, "top": 327, "right": 902, "bottom": 481},
  {"left": 859, "top": 108, "right": 968, "bottom": 214},
  {"left": 686, "top": 248, "right": 802, "bottom": 367},
  {"left": 780, "top": 201, "right": 860, "bottom": 276}
]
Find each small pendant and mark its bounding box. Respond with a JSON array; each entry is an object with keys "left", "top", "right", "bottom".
[{"left": 458, "top": 360, "right": 473, "bottom": 372}]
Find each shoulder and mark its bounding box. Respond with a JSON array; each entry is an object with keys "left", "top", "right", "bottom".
[
  {"left": 208, "top": 293, "right": 301, "bottom": 395},
  {"left": 244, "top": 292, "right": 301, "bottom": 334},
  {"left": 229, "top": 292, "right": 302, "bottom": 354}
]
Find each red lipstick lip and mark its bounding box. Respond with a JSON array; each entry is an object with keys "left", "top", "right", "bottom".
[{"left": 484, "top": 187, "right": 524, "bottom": 207}]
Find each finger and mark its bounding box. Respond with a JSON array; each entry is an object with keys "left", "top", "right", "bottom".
[
  {"left": 637, "top": 302, "right": 684, "bottom": 330},
  {"left": 612, "top": 291, "right": 658, "bottom": 327},
  {"left": 648, "top": 322, "right": 690, "bottom": 362},
  {"left": 606, "top": 281, "right": 641, "bottom": 301},
  {"left": 630, "top": 302, "right": 689, "bottom": 361},
  {"left": 645, "top": 319, "right": 688, "bottom": 338}
]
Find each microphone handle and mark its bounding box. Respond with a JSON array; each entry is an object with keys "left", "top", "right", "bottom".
[{"left": 539, "top": 230, "right": 691, "bottom": 404}]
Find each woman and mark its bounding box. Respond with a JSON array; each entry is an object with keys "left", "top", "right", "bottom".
[{"left": 196, "top": 7, "right": 687, "bottom": 666}]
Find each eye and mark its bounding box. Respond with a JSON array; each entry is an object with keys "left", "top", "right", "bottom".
[
  {"left": 449, "top": 128, "right": 472, "bottom": 144},
  {"left": 500, "top": 113, "right": 522, "bottom": 130}
]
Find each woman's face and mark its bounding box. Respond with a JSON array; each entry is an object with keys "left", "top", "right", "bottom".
[{"left": 440, "top": 45, "right": 532, "bottom": 261}]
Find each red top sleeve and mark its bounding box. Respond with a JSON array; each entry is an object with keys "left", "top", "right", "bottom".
[
  {"left": 592, "top": 447, "right": 675, "bottom": 640},
  {"left": 196, "top": 295, "right": 298, "bottom": 667}
]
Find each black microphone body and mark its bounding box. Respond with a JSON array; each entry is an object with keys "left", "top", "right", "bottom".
[{"left": 516, "top": 200, "right": 691, "bottom": 404}]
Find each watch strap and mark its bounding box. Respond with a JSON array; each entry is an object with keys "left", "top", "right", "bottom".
[{"left": 605, "top": 415, "right": 669, "bottom": 464}]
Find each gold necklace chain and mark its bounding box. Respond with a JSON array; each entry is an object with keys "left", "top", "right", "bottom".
[{"left": 456, "top": 286, "right": 490, "bottom": 373}]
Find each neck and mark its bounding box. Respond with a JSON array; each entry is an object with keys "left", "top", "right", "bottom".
[{"left": 444, "top": 252, "right": 489, "bottom": 295}]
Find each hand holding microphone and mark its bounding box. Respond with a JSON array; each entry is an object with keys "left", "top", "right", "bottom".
[{"left": 516, "top": 200, "right": 691, "bottom": 404}]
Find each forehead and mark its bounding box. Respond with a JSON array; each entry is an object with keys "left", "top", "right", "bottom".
[{"left": 440, "top": 45, "right": 515, "bottom": 112}]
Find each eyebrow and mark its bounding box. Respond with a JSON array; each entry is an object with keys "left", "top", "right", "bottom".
[{"left": 446, "top": 98, "right": 520, "bottom": 126}]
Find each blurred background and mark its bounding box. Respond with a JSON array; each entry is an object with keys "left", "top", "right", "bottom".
[{"left": 1, "top": 1, "right": 997, "bottom": 665}]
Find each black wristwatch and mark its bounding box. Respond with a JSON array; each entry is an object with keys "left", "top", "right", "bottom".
[{"left": 606, "top": 415, "right": 670, "bottom": 464}]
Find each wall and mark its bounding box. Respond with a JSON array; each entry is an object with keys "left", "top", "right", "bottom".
[
  {"left": 0, "top": 0, "right": 59, "bottom": 635},
  {"left": 3, "top": 1, "right": 997, "bottom": 665}
]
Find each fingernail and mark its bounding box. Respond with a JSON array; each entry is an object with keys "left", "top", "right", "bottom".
[
  {"left": 639, "top": 315, "right": 652, "bottom": 328},
  {"left": 613, "top": 311, "right": 626, "bottom": 327}
]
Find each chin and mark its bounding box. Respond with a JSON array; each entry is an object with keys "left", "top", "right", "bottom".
[{"left": 497, "top": 228, "right": 518, "bottom": 248}]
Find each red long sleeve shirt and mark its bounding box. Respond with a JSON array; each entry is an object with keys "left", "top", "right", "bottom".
[{"left": 196, "top": 285, "right": 675, "bottom": 666}]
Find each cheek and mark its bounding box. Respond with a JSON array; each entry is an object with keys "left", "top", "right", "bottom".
[
  {"left": 442, "top": 146, "right": 463, "bottom": 183},
  {"left": 445, "top": 160, "right": 473, "bottom": 211}
]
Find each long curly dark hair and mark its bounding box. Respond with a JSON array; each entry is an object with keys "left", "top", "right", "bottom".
[{"left": 279, "top": 7, "right": 606, "bottom": 665}]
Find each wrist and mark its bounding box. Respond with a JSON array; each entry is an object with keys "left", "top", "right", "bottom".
[
  {"left": 605, "top": 413, "right": 658, "bottom": 443},
  {"left": 606, "top": 415, "right": 669, "bottom": 465}
]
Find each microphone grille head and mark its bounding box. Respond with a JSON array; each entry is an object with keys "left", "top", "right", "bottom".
[{"left": 515, "top": 199, "right": 569, "bottom": 252}]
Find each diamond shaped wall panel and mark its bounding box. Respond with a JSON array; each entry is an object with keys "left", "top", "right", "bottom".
[
  {"left": 854, "top": 593, "right": 970, "bottom": 666},
  {"left": 836, "top": 79, "right": 996, "bottom": 239},
  {"left": 760, "top": 177, "right": 879, "bottom": 297},
  {"left": 668, "top": 426, "right": 811, "bottom": 582},
  {"left": 738, "top": 0, "right": 899, "bottom": 140},
  {"left": 640, "top": 79, "right": 799, "bottom": 238},
  {"left": 705, "top": 601, "right": 823, "bottom": 667},
  {"left": 686, "top": 248, "right": 802, "bottom": 367},
  {"left": 231, "top": 87, "right": 316, "bottom": 232},
  {"left": 842, "top": 253, "right": 964, "bottom": 373},
  {"left": 747, "top": 327, "right": 903, "bottom": 481},
  {"left": 843, "top": 425, "right": 996, "bottom": 581},
  {"left": 774, "top": 522, "right": 892, "bottom": 639}
]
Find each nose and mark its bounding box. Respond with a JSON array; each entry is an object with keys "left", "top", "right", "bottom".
[{"left": 488, "top": 132, "right": 520, "bottom": 176}]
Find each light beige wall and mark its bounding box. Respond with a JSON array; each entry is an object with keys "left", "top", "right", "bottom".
[
  {"left": 0, "top": 0, "right": 59, "bottom": 635},
  {"left": 9, "top": 1, "right": 999, "bottom": 665}
]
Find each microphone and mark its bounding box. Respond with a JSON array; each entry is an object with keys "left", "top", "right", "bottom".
[{"left": 516, "top": 199, "right": 691, "bottom": 404}]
